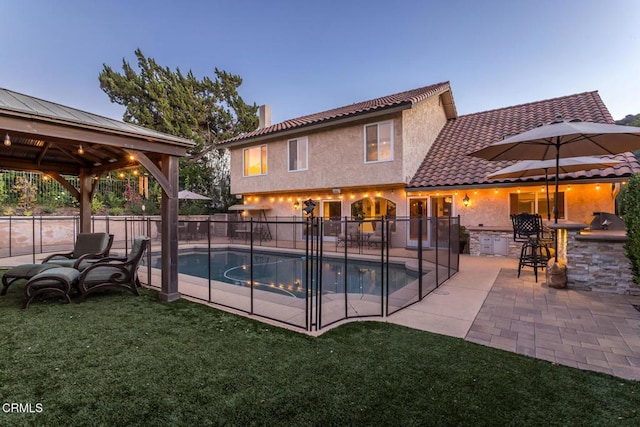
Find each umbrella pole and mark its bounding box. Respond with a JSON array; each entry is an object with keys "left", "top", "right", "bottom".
[
  {"left": 544, "top": 168, "right": 550, "bottom": 221},
  {"left": 553, "top": 142, "right": 560, "bottom": 263}
]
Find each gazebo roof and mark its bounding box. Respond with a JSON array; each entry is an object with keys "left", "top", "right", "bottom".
[{"left": 0, "top": 87, "right": 194, "bottom": 176}]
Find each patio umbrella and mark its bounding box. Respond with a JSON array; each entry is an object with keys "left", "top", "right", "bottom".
[
  {"left": 178, "top": 190, "right": 211, "bottom": 200},
  {"left": 486, "top": 156, "right": 621, "bottom": 220},
  {"left": 469, "top": 116, "right": 640, "bottom": 262}
]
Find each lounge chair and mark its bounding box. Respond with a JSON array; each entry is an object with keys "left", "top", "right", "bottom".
[
  {"left": 77, "top": 236, "right": 150, "bottom": 301},
  {"left": 337, "top": 222, "right": 361, "bottom": 247},
  {"left": 367, "top": 222, "right": 388, "bottom": 247},
  {"left": 42, "top": 232, "right": 113, "bottom": 270}
]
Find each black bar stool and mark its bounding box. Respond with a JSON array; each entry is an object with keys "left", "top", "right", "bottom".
[{"left": 510, "top": 213, "right": 551, "bottom": 282}]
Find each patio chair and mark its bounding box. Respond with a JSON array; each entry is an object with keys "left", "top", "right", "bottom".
[
  {"left": 76, "top": 236, "right": 150, "bottom": 301},
  {"left": 41, "top": 233, "right": 113, "bottom": 270},
  {"left": 367, "top": 222, "right": 387, "bottom": 247},
  {"left": 511, "top": 213, "right": 551, "bottom": 282},
  {"left": 337, "top": 222, "right": 360, "bottom": 247}
]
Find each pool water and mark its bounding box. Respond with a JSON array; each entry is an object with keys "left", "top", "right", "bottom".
[{"left": 153, "top": 249, "right": 419, "bottom": 298}]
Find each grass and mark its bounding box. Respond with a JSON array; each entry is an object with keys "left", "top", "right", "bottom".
[{"left": 0, "top": 276, "right": 639, "bottom": 426}]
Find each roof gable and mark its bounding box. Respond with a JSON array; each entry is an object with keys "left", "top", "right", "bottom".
[
  {"left": 409, "top": 91, "right": 640, "bottom": 188},
  {"left": 220, "top": 82, "right": 455, "bottom": 146}
]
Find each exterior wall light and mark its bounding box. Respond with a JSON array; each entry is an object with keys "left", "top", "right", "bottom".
[
  {"left": 463, "top": 193, "right": 470, "bottom": 207},
  {"left": 293, "top": 201, "right": 300, "bottom": 210}
]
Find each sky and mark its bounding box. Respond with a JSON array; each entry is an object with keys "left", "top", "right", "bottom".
[{"left": 1, "top": 0, "right": 639, "bottom": 124}]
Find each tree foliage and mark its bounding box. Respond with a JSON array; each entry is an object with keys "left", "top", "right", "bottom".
[
  {"left": 622, "top": 174, "right": 640, "bottom": 283},
  {"left": 99, "top": 49, "right": 258, "bottom": 211},
  {"left": 615, "top": 113, "right": 640, "bottom": 127}
]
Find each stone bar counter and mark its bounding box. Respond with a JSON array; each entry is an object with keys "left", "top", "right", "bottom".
[{"left": 546, "top": 222, "right": 637, "bottom": 295}]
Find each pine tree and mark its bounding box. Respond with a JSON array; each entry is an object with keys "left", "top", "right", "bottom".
[{"left": 99, "top": 49, "right": 258, "bottom": 211}]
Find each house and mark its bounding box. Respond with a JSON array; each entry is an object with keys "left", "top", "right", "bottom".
[
  {"left": 220, "top": 82, "right": 457, "bottom": 247},
  {"left": 219, "top": 83, "right": 640, "bottom": 253},
  {"left": 407, "top": 91, "right": 640, "bottom": 255}
]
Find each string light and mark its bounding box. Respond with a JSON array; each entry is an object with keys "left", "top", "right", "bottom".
[
  {"left": 4, "top": 133, "right": 11, "bottom": 146},
  {"left": 77, "top": 145, "right": 84, "bottom": 155}
]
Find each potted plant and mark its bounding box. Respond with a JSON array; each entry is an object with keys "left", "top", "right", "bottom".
[{"left": 459, "top": 225, "right": 470, "bottom": 254}]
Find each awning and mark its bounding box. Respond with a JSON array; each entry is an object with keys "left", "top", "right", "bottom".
[{"left": 228, "top": 204, "right": 272, "bottom": 211}]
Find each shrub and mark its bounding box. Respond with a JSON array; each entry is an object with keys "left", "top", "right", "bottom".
[
  {"left": 109, "top": 207, "right": 123, "bottom": 216},
  {"left": 92, "top": 197, "right": 104, "bottom": 214},
  {"left": 622, "top": 174, "right": 640, "bottom": 283},
  {"left": 12, "top": 176, "right": 37, "bottom": 210},
  {"left": 41, "top": 204, "right": 57, "bottom": 214}
]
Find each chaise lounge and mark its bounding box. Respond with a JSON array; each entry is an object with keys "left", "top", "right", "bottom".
[
  {"left": 77, "top": 236, "right": 150, "bottom": 302},
  {"left": 42, "top": 232, "right": 113, "bottom": 269},
  {"left": 1, "top": 232, "right": 113, "bottom": 297}
]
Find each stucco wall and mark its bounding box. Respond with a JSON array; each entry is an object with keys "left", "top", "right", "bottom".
[
  {"left": 401, "top": 94, "right": 448, "bottom": 183},
  {"left": 450, "top": 183, "right": 615, "bottom": 229},
  {"left": 242, "top": 186, "right": 409, "bottom": 219},
  {"left": 230, "top": 113, "right": 408, "bottom": 195}
]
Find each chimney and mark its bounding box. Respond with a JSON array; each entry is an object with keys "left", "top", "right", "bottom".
[{"left": 258, "top": 105, "right": 271, "bottom": 129}]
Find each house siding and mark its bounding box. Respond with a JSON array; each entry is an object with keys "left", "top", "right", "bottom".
[
  {"left": 446, "top": 183, "right": 614, "bottom": 229},
  {"left": 401, "top": 95, "right": 448, "bottom": 183},
  {"left": 230, "top": 113, "right": 408, "bottom": 195}
]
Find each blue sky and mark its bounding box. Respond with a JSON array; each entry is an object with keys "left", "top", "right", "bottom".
[{"left": 2, "top": 0, "right": 639, "bottom": 124}]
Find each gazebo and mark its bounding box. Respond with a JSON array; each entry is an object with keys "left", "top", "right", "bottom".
[{"left": 0, "top": 87, "right": 195, "bottom": 301}]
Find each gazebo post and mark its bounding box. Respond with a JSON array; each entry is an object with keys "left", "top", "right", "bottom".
[
  {"left": 159, "top": 154, "right": 181, "bottom": 302},
  {"left": 78, "top": 169, "right": 93, "bottom": 233}
]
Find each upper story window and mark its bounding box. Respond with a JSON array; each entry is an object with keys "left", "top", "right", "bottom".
[
  {"left": 364, "top": 121, "right": 393, "bottom": 163},
  {"left": 288, "top": 137, "right": 308, "bottom": 172},
  {"left": 243, "top": 145, "right": 267, "bottom": 176}
]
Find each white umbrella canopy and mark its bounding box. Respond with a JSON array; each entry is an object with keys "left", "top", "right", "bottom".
[
  {"left": 470, "top": 116, "right": 640, "bottom": 262},
  {"left": 470, "top": 117, "right": 640, "bottom": 162},
  {"left": 487, "top": 156, "right": 622, "bottom": 221},
  {"left": 486, "top": 156, "right": 621, "bottom": 180},
  {"left": 178, "top": 190, "right": 211, "bottom": 200}
]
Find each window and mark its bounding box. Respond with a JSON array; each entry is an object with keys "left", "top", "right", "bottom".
[
  {"left": 509, "top": 192, "right": 565, "bottom": 219},
  {"left": 364, "top": 121, "right": 393, "bottom": 163},
  {"left": 350, "top": 197, "right": 397, "bottom": 231},
  {"left": 243, "top": 145, "right": 267, "bottom": 176},
  {"left": 288, "top": 137, "right": 308, "bottom": 171}
]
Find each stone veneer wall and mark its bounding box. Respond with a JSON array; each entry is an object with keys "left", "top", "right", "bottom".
[{"left": 566, "top": 231, "right": 638, "bottom": 295}]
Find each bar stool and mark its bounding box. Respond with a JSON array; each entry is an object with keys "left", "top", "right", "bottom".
[{"left": 510, "top": 213, "right": 551, "bottom": 282}]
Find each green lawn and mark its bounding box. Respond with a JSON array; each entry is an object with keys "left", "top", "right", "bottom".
[{"left": 0, "top": 279, "right": 639, "bottom": 426}]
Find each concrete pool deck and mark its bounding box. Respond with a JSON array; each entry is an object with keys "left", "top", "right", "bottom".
[{"left": 3, "top": 252, "right": 640, "bottom": 380}]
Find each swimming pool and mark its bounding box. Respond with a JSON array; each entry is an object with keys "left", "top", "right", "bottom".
[{"left": 153, "top": 249, "right": 419, "bottom": 298}]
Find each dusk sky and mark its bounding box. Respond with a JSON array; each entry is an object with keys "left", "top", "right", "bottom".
[{"left": 2, "top": 0, "right": 639, "bottom": 125}]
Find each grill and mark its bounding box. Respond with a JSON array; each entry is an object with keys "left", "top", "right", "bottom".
[{"left": 585, "top": 212, "right": 625, "bottom": 231}]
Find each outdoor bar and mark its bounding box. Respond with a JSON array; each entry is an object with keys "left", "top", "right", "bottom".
[{"left": 548, "top": 221, "right": 636, "bottom": 294}]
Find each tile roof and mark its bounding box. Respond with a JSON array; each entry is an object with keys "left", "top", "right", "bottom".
[
  {"left": 220, "top": 82, "right": 453, "bottom": 145},
  {"left": 408, "top": 91, "right": 640, "bottom": 188}
]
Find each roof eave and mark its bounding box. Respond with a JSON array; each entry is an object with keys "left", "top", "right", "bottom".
[
  {"left": 0, "top": 108, "right": 196, "bottom": 148},
  {"left": 406, "top": 175, "right": 633, "bottom": 192},
  {"left": 221, "top": 103, "right": 412, "bottom": 148}
]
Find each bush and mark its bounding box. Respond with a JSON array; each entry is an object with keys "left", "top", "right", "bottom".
[
  {"left": 109, "top": 207, "right": 123, "bottom": 216},
  {"left": 41, "top": 204, "right": 57, "bottom": 214},
  {"left": 622, "top": 174, "right": 640, "bottom": 283},
  {"left": 92, "top": 197, "right": 104, "bottom": 214}
]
